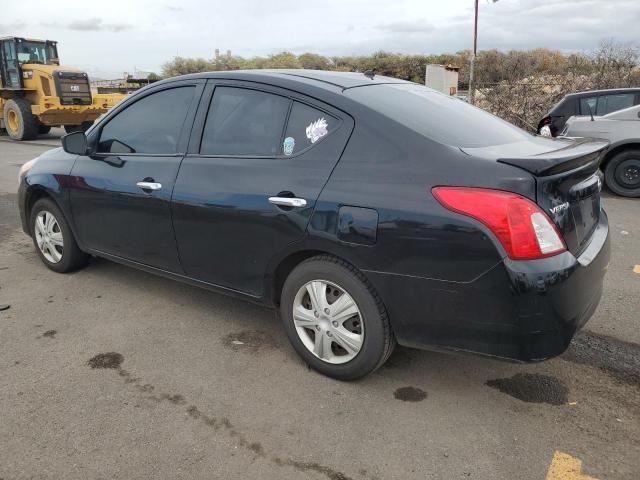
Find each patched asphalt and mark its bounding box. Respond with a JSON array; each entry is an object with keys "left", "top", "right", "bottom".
[{"left": 564, "top": 330, "right": 640, "bottom": 386}]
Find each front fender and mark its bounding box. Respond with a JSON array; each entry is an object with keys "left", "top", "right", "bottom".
[{"left": 19, "top": 147, "right": 78, "bottom": 236}]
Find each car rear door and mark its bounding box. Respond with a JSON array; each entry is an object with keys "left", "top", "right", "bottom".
[
  {"left": 171, "top": 80, "right": 353, "bottom": 296},
  {"left": 69, "top": 80, "right": 204, "bottom": 272}
]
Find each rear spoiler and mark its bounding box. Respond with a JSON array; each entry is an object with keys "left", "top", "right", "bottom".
[{"left": 497, "top": 139, "right": 609, "bottom": 176}]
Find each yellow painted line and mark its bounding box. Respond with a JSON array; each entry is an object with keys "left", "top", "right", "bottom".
[
  {"left": 546, "top": 451, "right": 599, "bottom": 480},
  {"left": 633, "top": 265, "right": 640, "bottom": 274}
]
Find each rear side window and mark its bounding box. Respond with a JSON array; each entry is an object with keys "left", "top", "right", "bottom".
[
  {"left": 282, "top": 102, "right": 338, "bottom": 155},
  {"left": 201, "top": 87, "right": 291, "bottom": 156},
  {"left": 596, "top": 93, "right": 635, "bottom": 115},
  {"left": 97, "top": 86, "right": 195, "bottom": 154},
  {"left": 346, "top": 83, "right": 531, "bottom": 148}
]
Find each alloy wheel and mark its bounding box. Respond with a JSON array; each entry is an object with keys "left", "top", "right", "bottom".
[
  {"left": 292, "top": 280, "right": 364, "bottom": 364},
  {"left": 34, "top": 210, "right": 64, "bottom": 263}
]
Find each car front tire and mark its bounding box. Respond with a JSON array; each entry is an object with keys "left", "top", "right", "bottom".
[
  {"left": 30, "top": 198, "right": 89, "bottom": 273},
  {"left": 280, "top": 255, "right": 395, "bottom": 380}
]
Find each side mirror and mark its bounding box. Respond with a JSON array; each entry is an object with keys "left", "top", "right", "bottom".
[{"left": 61, "top": 131, "right": 89, "bottom": 155}]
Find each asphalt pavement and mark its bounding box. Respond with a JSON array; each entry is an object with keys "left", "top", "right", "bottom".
[{"left": 0, "top": 130, "right": 638, "bottom": 480}]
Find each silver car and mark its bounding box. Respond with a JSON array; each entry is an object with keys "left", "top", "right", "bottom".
[{"left": 560, "top": 105, "right": 640, "bottom": 197}]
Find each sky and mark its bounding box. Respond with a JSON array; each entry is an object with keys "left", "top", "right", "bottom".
[{"left": 1, "top": 0, "right": 638, "bottom": 79}]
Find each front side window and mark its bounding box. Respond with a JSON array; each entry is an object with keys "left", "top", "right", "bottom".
[
  {"left": 97, "top": 86, "right": 195, "bottom": 154},
  {"left": 579, "top": 97, "right": 597, "bottom": 115},
  {"left": 282, "top": 102, "right": 338, "bottom": 156},
  {"left": 1, "top": 42, "right": 20, "bottom": 87},
  {"left": 201, "top": 87, "right": 291, "bottom": 156},
  {"left": 16, "top": 41, "right": 57, "bottom": 65},
  {"left": 3, "top": 41, "right": 17, "bottom": 61},
  {"left": 597, "top": 93, "right": 635, "bottom": 115}
]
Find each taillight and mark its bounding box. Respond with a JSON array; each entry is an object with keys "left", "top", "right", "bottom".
[{"left": 432, "top": 187, "right": 566, "bottom": 260}]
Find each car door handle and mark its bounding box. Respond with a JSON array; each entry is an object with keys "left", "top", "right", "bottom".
[
  {"left": 268, "top": 196, "right": 307, "bottom": 208},
  {"left": 136, "top": 181, "right": 162, "bottom": 191}
]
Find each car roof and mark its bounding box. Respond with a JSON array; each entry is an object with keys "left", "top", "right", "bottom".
[
  {"left": 564, "top": 87, "right": 640, "bottom": 98},
  {"left": 167, "top": 69, "right": 411, "bottom": 92}
]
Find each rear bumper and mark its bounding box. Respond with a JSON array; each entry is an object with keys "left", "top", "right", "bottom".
[{"left": 367, "top": 210, "right": 611, "bottom": 362}]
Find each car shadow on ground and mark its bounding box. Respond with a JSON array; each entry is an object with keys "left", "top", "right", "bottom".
[
  {"left": 82, "top": 256, "right": 532, "bottom": 383},
  {"left": 81, "top": 254, "right": 640, "bottom": 407}
]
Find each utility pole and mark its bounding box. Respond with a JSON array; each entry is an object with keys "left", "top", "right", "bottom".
[
  {"left": 468, "top": 0, "right": 479, "bottom": 105},
  {"left": 468, "top": 0, "right": 498, "bottom": 105}
]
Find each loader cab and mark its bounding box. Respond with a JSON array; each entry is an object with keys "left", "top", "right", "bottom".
[{"left": 0, "top": 37, "right": 59, "bottom": 90}]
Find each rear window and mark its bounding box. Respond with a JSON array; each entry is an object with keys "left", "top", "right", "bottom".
[{"left": 346, "top": 83, "right": 531, "bottom": 148}]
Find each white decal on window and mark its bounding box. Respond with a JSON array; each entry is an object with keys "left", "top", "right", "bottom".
[
  {"left": 283, "top": 136, "right": 295, "bottom": 156},
  {"left": 306, "top": 117, "right": 328, "bottom": 144}
]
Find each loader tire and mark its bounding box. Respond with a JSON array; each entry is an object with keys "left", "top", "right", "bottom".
[
  {"left": 64, "top": 122, "right": 93, "bottom": 134},
  {"left": 64, "top": 125, "right": 81, "bottom": 134},
  {"left": 3, "top": 98, "right": 39, "bottom": 141},
  {"left": 38, "top": 125, "right": 52, "bottom": 135}
]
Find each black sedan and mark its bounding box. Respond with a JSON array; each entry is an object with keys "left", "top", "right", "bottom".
[{"left": 18, "top": 70, "right": 610, "bottom": 380}]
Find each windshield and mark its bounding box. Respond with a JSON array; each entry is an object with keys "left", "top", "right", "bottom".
[
  {"left": 346, "top": 83, "right": 532, "bottom": 148},
  {"left": 17, "top": 41, "right": 58, "bottom": 65}
]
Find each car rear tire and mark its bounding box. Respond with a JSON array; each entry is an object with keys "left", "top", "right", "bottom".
[
  {"left": 280, "top": 255, "right": 395, "bottom": 380},
  {"left": 3, "top": 98, "right": 39, "bottom": 141},
  {"left": 604, "top": 149, "right": 640, "bottom": 198},
  {"left": 30, "top": 198, "right": 89, "bottom": 273}
]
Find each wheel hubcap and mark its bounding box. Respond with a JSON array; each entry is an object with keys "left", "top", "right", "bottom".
[
  {"left": 292, "top": 280, "right": 364, "bottom": 364},
  {"left": 7, "top": 110, "right": 19, "bottom": 133},
  {"left": 34, "top": 211, "right": 64, "bottom": 264},
  {"left": 616, "top": 159, "right": 640, "bottom": 188}
]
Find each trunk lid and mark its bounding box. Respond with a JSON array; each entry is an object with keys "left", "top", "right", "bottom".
[{"left": 463, "top": 137, "right": 609, "bottom": 256}]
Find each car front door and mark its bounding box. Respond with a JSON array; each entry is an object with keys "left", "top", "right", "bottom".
[
  {"left": 69, "top": 80, "right": 204, "bottom": 272},
  {"left": 171, "top": 81, "right": 353, "bottom": 296}
]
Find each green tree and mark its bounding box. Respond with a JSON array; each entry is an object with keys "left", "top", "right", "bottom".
[
  {"left": 162, "top": 57, "right": 213, "bottom": 77},
  {"left": 266, "top": 51, "right": 301, "bottom": 69},
  {"left": 298, "top": 53, "right": 331, "bottom": 70}
]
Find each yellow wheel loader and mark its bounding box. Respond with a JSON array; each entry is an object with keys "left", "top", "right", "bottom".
[{"left": 0, "top": 36, "right": 127, "bottom": 141}]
